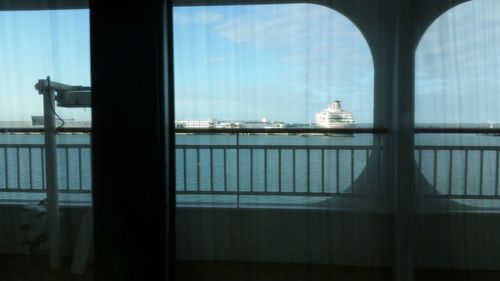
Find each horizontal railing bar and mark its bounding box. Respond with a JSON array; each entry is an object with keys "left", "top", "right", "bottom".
[
  {"left": 1, "top": 144, "right": 495, "bottom": 151},
  {"left": 415, "top": 146, "right": 500, "bottom": 151},
  {"left": 0, "top": 189, "right": 90, "bottom": 194},
  {"left": 176, "top": 144, "right": 377, "bottom": 150},
  {"left": 0, "top": 127, "right": 90, "bottom": 134},
  {"left": 415, "top": 128, "right": 500, "bottom": 134},
  {"left": 176, "top": 191, "right": 380, "bottom": 197},
  {"left": 7, "top": 127, "right": 499, "bottom": 134},
  {"left": 0, "top": 144, "right": 89, "bottom": 149},
  {"left": 418, "top": 194, "right": 500, "bottom": 200},
  {"left": 175, "top": 128, "right": 387, "bottom": 134},
  {"left": 0, "top": 144, "right": 496, "bottom": 151}
]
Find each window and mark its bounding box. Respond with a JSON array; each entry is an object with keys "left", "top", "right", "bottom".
[
  {"left": 174, "top": 4, "right": 377, "bottom": 208},
  {"left": 414, "top": 0, "right": 500, "bottom": 278},
  {"left": 415, "top": 0, "right": 500, "bottom": 207},
  {"left": 5, "top": 1, "right": 500, "bottom": 280},
  {"left": 173, "top": 3, "right": 391, "bottom": 281},
  {"left": 0, "top": 7, "right": 93, "bottom": 279}
]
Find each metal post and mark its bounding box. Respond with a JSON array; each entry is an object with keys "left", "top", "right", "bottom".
[
  {"left": 236, "top": 133, "right": 240, "bottom": 207},
  {"left": 43, "top": 82, "right": 60, "bottom": 269}
]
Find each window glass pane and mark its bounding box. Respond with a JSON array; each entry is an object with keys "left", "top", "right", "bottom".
[
  {"left": 174, "top": 4, "right": 388, "bottom": 281},
  {"left": 415, "top": 0, "right": 500, "bottom": 206},
  {"left": 415, "top": 0, "right": 500, "bottom": 278},
  {"left": 415, "top": 0, "right": 500, "bottom": 127},
  {"left": 0, "top": 8, "right": 93, "bottom": 280},
  {"left": 174, "top": 4, "right": 373, "bottom": 126},
  {"left": 174, "top": 4, "right": 376, "bottom": 207}
]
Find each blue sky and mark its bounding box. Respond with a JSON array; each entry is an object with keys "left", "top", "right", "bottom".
[
  {"left": 415, "top": 0, "right": 500, "bottom": 124},
  {"left": 0, "top": 9, "right": 90, "bottom": 121},
  {"left": 0, "top": 1, "right": 500, "bottom": 125},
  {"left": 174, "top": 1, "right": 500, "bottom": 124},
  {"left": 174, "top": 4, "right": 374, "bottom": 124}
]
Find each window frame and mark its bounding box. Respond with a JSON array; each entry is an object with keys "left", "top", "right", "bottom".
[{"left": 0, "top": 0, "right": 477, "bottom": 280}]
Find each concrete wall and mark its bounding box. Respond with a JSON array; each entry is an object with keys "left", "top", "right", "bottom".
[
  {"left": 415, "top": 213, "right": 500, "bottom": 270},
  {"left": 176, "top": 208, "right": 392, "bottom": 266},
  {"left": 3, "top": 203, "right": 500, "bottom": 271},
  {"left": 177, "top": 207, "right": 500, "bottom": 271}
]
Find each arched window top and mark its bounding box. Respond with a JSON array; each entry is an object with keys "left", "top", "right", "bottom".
[
  {"left": 174, "top": 3, "right": 374, "bottom": 125},
  {"left": 173, "top": 4, "right": 376, "bottom": 208},
  {"left": 415, "top": 0, "right": 500, "bottom": 126},
  {"left": 415, "top": 0, "right": 500, "bottom": 207}
]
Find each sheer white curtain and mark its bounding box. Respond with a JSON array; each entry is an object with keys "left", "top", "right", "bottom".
[
  {"left": 173, "top": 0, "right": 500, "bottom": 280},
  {"left": 414, "top": 0, "right": 500, "bottom": 275},
  {"left": 173, "top": 3, "right": 392, "bottom": 281},
  {"left": 0, "top": 5, "right": 93, "bottom": 280}
]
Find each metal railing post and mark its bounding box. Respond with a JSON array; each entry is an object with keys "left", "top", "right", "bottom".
[
  {"left": 236, "top": 133, "right": 240, "bottom": 207},
  {"left": 43, "top": 85, "right": 61, "bottom": 269}
]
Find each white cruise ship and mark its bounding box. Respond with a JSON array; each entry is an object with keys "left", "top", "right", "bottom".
[{"left": 315, "top": 101, "right": 355, "bottom": 128}]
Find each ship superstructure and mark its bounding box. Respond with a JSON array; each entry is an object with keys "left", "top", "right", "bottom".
[{"left": 315, "top": 101, "right": 355, "bottom": 128}]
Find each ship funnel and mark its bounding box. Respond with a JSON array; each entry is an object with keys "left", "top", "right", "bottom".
[{"left": 329, "top": 100, "right": 342, "bottom": 110}]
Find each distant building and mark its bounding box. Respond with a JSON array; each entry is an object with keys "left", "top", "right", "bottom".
[
  {"left": 242, "top": 120, "right": 286, "bottom": 128},
  {"left": 216, "top": 121, "right": 244, "bottom": 128},
  {"left": 175, "top": 119, "right": 216, "bottom": 128},
  {"left": 175, "top": 118, "right": 287, "bottom": 129}
]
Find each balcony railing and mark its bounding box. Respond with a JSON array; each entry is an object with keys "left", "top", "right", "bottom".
[
  {"left": 1, "top": 128, "right": 500, "bottom": 204},
  {"left": 0, "top": 143, "right": 92, "bottom": 193},
  {"left": 416, "top": 145, "right": 500, "bottom": 199},
  {"left": 175, "top": 143, "right": 383, "bottom": 197}
]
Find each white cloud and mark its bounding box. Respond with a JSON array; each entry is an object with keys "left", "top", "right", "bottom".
[
  {"left": 213, "top": 4, "right": 349, "bottom": 47},
  {"left": 211, "top": 5, "right": 373, "bottom": 78}
]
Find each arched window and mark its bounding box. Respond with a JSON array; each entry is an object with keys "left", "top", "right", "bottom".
[
  {"left": 173, "top": 4, "right": 375, "bottom": 207},
  {"left": 415, "top": 0, "right": 500, "bottom": 203}
]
